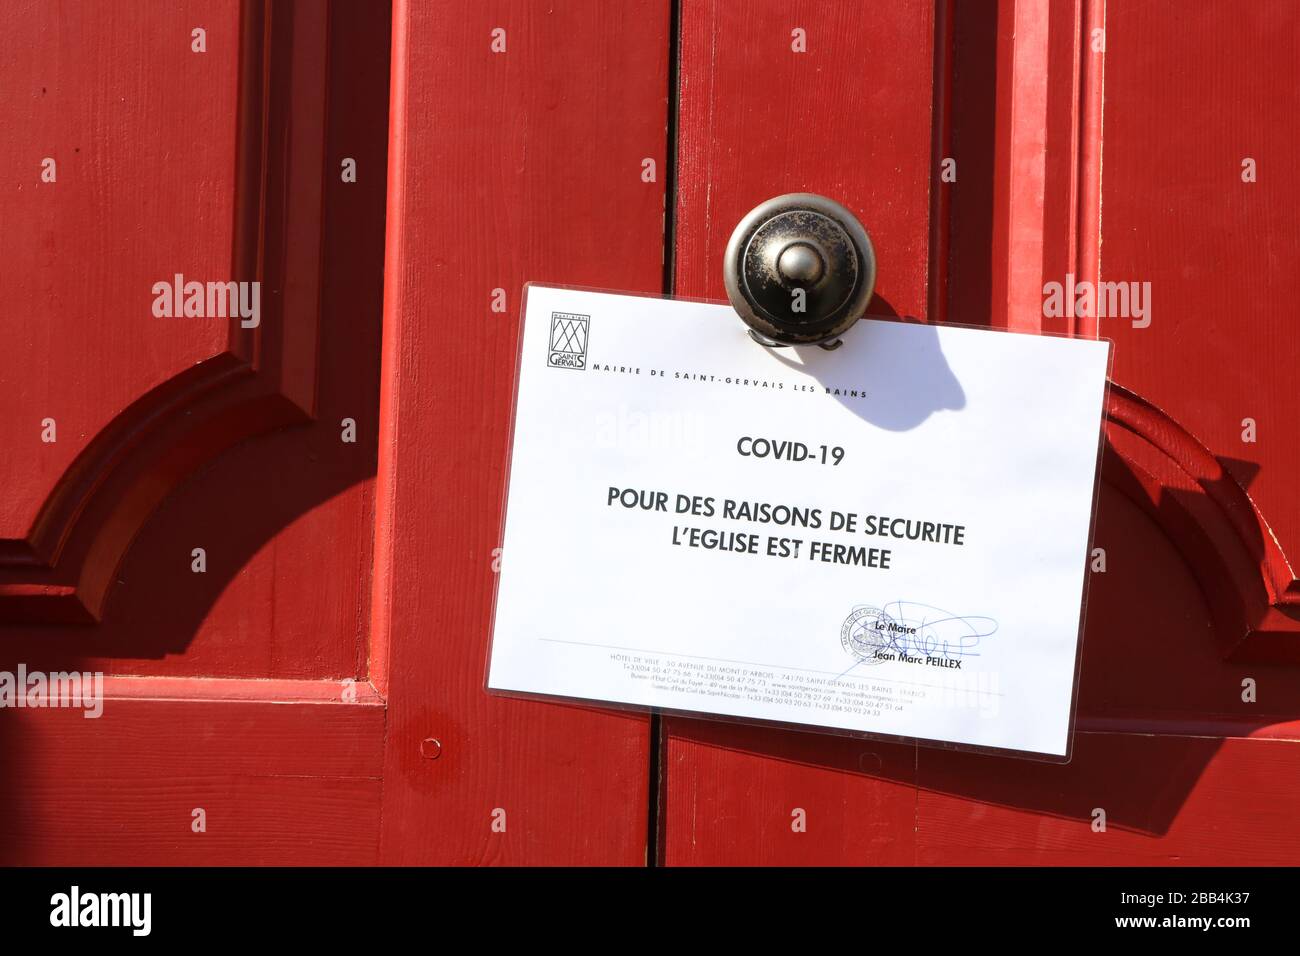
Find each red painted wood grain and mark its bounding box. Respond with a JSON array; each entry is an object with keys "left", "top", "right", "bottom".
[
  {"left": 0, "top": 0, "right": 239, "bottom": 543},
  {"left": 672, "top": 0, "right": 937, "bottom": 323},
  {"left": 0, "top": 687, "right": 385, "bottom": 866},
  {"left": 371, "top": 0, "right": 671, "bottom": 864}
]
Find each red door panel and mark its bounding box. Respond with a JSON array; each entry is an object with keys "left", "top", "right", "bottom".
[
  {"left": 0, "top": 0, "right": 392, "bottom": 864},
  {"left": 659, "top": 0, "right": 1300, "bottom": 865},
  {"left": 0, "top": 0, "right": 240, "bottom": 540},
  {"left": 0, "top": 683, "right": 385, "bottom": 866},
  {"left": 0, "top": 0, "right": 250, "bottom": 622}
]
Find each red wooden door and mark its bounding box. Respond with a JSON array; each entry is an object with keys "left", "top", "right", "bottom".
[
  {"left": 6, "top": 0, "right": 1296, "bottom": 868},
  {"left": 659, "top": 0, "right": 1300, "bottom": 865},
  {"left": 2, "top": 0, "right": 661, "bottom": 866}
]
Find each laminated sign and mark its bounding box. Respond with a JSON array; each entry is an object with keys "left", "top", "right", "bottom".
[{"left": 487, "top": 285, "right": 1110, "bottom": 760}]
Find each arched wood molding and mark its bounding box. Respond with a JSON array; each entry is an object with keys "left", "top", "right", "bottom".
[
  {"left": 0, "top": 1, "right": 327, "bottom": 624},
  {"left": 1104, "top": 382, "right": 1300, "bottom": 663}
]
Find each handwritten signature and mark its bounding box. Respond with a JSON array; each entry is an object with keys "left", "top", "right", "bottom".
[{"left": 840, "top": 600, "right": 998, "bottom": 675}]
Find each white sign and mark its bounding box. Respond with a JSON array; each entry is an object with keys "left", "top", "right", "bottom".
[{"left": 487, "top": 286, "right": 1110, "bottom": 759}]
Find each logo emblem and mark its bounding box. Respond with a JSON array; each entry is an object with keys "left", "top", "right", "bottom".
[
  {"left": 840, "top": 605, "right": 894, "bottom": 665},
  {"left": 548, "top": 312, "right": 589, "bottom": 369}
]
